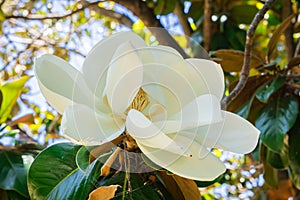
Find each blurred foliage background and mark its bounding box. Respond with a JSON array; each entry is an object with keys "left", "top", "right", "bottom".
[{"left": 0, "top": 0, "right": 300, "bottom": 199}]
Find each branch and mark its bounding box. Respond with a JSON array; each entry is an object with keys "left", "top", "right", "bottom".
[
  {"left": 282, "top": 0, "right": 295, "bottom": 61},
  {"left": 5, "top": 2, "right": 99, "bottom": 20},
  {"left": 174, "top": 0, "right": 192, "bottom": 37},
  {"left": 221, "top": 0, "right": 277, "bottom": 110},
  {"left": 5, "top": 1, "right": 133, "bottom": 28},
  {"left": 89, "top": 5, "right": 134, "bottom": 27},
  {"left": 111, "top": 0, "right": 188, "bottom": 58},
  {"left": 0, "top": 0, "right": 6, "bottom": 8},
  {"left": 203, "top": 0, "right": 213, "bottom": 51}
]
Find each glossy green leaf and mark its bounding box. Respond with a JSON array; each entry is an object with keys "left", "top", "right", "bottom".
[
  {"left": 263, "top": 161, "right": 279, "bottom": 188},
  {"left": 188, "top": 2, "right": 204, "bottom": 22},
  {"left": 211, "top": 32, "right": 230, "bottom": 50},
  {"left": 0, "top": 151, "right": 29, "bottom": 198},
  {"left": 256, "top": 76, "right": 285, "bottom": 103},
  {"left": 195, "top": 174, "right": 224, "bottom": 187},
  {"left": 7, "top": 190, "right": 30, "bottom": 200},
  {"left": 267, "top": 12, "right": 281, "bottom": 26},
  {"left": 154, "top": 0, "right": 176, "bottom": 15},
  {"left": 251, "top": 140, "right": 261, "bottom": 162},
  {"left": 236, "top": 95, "right": 255, "bottom": 119},
  {"left": 256, "top": 94, "right": 298, "bottom": 152},
  {"left": 265, "top": 146, "right": 288, "bottom": 170},
  {"left": 76, "top": 146, "right": 91, "bottom": 172},
  {"left": 229, "top": 5, "right": 258, "bottom": 24},
  {"left": 288, "top": 116, "right": 300, "bottom": 189},
  {"left": 260, "top": 145, "right": 278, "bottom": 188},
  {"left": 100, "top": 172, "right": 162, "bottom": 200},
  {"left": 228, "top": 75, "right": 271, "bottom": 113},
  {"left": 224, "top": 23, "right": 246, "bottom": 51},
  {"left": 27, "top": 142, "right": 105, "bottom": 200},
  {"left": 0, "top": 76, "right": 30, "bottom": 123}
]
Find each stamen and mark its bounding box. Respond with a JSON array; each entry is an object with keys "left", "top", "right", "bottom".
[{"left": 126, "top": 88, "right": 150, "bottom": 114}]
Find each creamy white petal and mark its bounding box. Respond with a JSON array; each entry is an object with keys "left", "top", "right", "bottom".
[
  {"left": 126, "top": 109, "right": 190, "bottom": 155},
  {"left": 34, "top": 54, "right": 95, "bottom": 113},
  {"left": 185, "top": 111, "right": 260, "bottom": 154},
  {"left": 139, "top": 46, "right": 215, "bottom": 115},
  {"left": 138, "top": 136, "right": 226, "bottom": 181},
  {"left": 104, "top": 42, "right": 143, "bottom": 115},
  {"left": 36, "top": 79, "right": 73, "bottom": 114},
  {"left": 82, "top": 32, "right": 147, "bottom": 99},
  {"left": 213, "top": 111, "right": 260, "bottom": 154},
  {"left": 61, "top": 104, "right": 124, "bottom": 145},
  {"left": 186, "top": 59, "right": 224, "bottom": 100},
  {"left": 154, "top": 94, "right": 223, "bottom": 133}
]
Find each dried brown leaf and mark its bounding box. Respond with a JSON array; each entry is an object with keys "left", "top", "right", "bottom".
[
  {"left": 267, "top": 14, "right": 296, "bottom": 62},
  {"left": 212, "top": 49, "right": 264, "bottom": 72},
  {"left": 160, "top": 172, "right": 201, "bottom": 200},
  {"left": 90, "top": 135, "right": 125, "bottom": 163},
  {"left": 100, "top": 147, "right": 121, "bottom": 176},
  {"left": 227, "top": 75, "right": 272, "bottom": 112},
  {"left": 8, "top": 113, "right": 34, "bottom": 127},
  {"left": 88, "top": 185, "right": 120, "bottom": 200},
  {"left": 173, "top": 175, "right": 201, "bottom": 200}
]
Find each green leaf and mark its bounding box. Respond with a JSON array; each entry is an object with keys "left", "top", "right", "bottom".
[
  {"left": 267, "top": 14, "right": 296, "bottom": 62},
  {"left": 0, "top": 9, "right": 5, "bottom": 21},
  {"left": 188, "top": 2, "right": 204, "bottom": 22},
  {"left": 256, "top": 94, "right": 298, "bottom": 152},
  {"left": 0, "top": 151, "right": 29, "bottom": 198},
  {"left": 7, "top": 190, "right": 30, "bottom": 200},
  {"left": 0, "top": 76, "right": 30, "bottom": 123},
  {"left": 100, "top": 172, "right": 162, "bottom": 200},
  {"left": 256, "top": 76, "right": 285, "bottom": 103},
  {"left": 251, "top": 140, "right": 261, "bottom": 162},
  {"left": 27, "top": 142, "right": 105, "bottom": 200},
  {"left": 195, "top": 174, "right": 224, "bottom": 187},
  {"left": 263, "top": 161, "right": 279, "bottom": 188},
  {"left": 288, "top": 116, "right": 300, "bottom": 189},
  {"left": 211, "top": 32, "right": 230, "bottom": 50},
  {"left": 236, "top": 95, "right": 255, "bottom": 119},
  {"left": 224, "top": 23, "right": 246, "bottom": 51},
  {"left": 261, "top": 145, "right": 278, "bottom": 188},
  {"left": 228, "top": 75, "right": 271, "bottom": 114},
  {"left": 76, "top": 146, "right": 91, "bottom": 172},
  {"left": 154, "top": 0, "right": 176, "bottom": 15},
  {"left": 229, "top": 5, "right": 258, "bottom": 24},
  {"left": 265, "top": 146, "right": 288, "bottom": 170}
]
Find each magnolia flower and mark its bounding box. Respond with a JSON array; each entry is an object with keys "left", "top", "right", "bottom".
[{"left": 35, "top": 31, "right": 260, "bottom": 181}]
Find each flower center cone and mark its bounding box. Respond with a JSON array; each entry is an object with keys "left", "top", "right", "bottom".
[{"left": 125, "top": 88, "right": 150, "bottom": 151}]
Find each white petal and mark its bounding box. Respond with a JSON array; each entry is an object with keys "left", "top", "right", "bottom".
[
  {"left": 82, "top": 32, "right": 147, "bottom": 98},
  {"left": 187, "top": 111, "right": 260, "bottom": 154},
  {"left": 139, "top": 46, "right": 216, "bottom": 116},
  {"left": 154, "top": 94, "right": 222, "bottom": 133},
  {"left": 104, "top": 42, "right": 143, "bottom": 115},
  {"left": 36, "top": 79, "right": 72, "bottom": 114},
  {"left": 186, "top": 59, "right": 224, "bottom": 100},
  {"left": 138, "top": 135, "right": 226, "bottom": 181},
  {"left": 126, "top": 109, "right": 189, "bottom": 156},
  {"left": 61, "top": 104, "right": 124, "bottom": 145},
  {"left": 214, "top": 111, "right": 260, "bottom": 153},
  {"left": 34, "top": 54, "right": 95, "bottom": 113}
]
